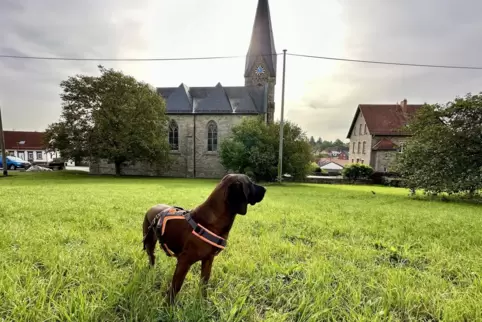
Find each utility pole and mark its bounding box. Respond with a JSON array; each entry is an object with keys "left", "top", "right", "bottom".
[
  {"left": 0, "top": 106, "right": 8, "bottom": 176},
  {"left": 277, "top": 49, "right": 287, "bottom": 183}
]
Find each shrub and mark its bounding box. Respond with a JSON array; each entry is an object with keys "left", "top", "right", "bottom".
[{"left": 342, "top": 163, "right": 374, "bottom": 182}]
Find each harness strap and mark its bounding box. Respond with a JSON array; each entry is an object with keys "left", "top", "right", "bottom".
[
  {"left": 185, "top": 213, "right": 227, "bottom": 250},
  {"left": 149, "top": 206, "right": 227, "bottom": 258}
]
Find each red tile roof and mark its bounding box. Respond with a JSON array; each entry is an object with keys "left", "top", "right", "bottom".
[
  {"left": 347, "top": 102, "right": 423, "bottom": 138},
  {"left": 317, "top": 157, "right": 350, "bottom": 167},
  {"left": 372, "top": 138, "right": 397, "bottom": 151},
  {"left": 3, "top": 131, "right": 47, "bottom": 150}
]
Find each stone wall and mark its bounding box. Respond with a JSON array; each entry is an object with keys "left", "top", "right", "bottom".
[
  {"left": 89, "top": 114, "right": 258, "bottom": 178},
  {"left": 372, "top": 136, "right": 406, "bottom": 172}
]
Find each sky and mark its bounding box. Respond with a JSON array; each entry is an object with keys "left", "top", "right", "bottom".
[{"left": 1, "top": 0, "right": 482, "bottom": 141}]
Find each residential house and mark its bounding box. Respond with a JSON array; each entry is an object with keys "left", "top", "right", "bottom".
[
  {"left": 317, "top": 157, "right": 350, "bottom": 174},
  {"left": 3, "top": 131, "right": 57, "bottom": 163},
  {"left": 346, "top": 99, "right": 423, "bottom": 172}
]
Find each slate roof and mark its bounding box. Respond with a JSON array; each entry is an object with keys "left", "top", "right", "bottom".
[
  {"left": 346, "top": 103, "right": 423, "bottom": 138},
  {"left": 157, "top": 83, "right": 268, "bottom": 114},
  {"left": 3, "top": 131, "right": 46, "bottom": 150},
  {"left": 245, "top": 0, "right": 277, "bottom": 77}
]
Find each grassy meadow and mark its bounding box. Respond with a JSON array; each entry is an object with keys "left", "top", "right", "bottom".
[{"left": 0, "top": 171, "right": 481, "bottom": 321}]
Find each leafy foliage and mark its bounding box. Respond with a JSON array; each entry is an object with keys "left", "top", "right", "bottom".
[
  {"left": 394, "top": 93, "right": 482, "bottom": 196},
  {"left": 45, "top": 66, "right": 171, "bottom": 175},
  {"left": 308, "top": 136, "right": 349, "bottom": 157},
  {"left": 342, "top": 163, "right": 374, "bottom": 182},
  {"left": 219, "top": 117, "right": 312, "bottom": 181}
]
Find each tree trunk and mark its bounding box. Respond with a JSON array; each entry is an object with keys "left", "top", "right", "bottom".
[{"left": 115, "top": 161, "right": 122, "bottom": 176}]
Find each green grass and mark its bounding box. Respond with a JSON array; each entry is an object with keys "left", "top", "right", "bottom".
[{"left": 1, "top": 172, "right": 481, "bottom": 321}]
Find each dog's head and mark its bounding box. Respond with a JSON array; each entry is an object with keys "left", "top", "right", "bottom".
[{"left": 222, "top": 174, "right": 266, "bottom": 216}]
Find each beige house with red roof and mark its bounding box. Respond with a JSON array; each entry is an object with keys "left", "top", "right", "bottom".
[{"left": 346, "top": 99, "right": 423, "bottom": 172}]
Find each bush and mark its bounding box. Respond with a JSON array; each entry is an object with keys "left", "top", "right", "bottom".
[
  {"left": 342, "top": 163, "right": 374, "bottom": 182},
  {"left": 219, "top": 117, "right": 312, "bottom": 181}
]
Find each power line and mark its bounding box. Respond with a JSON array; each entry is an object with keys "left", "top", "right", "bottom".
[
  {"left": 0, "top": 53, "right": 280, "bottom": 62},
  {"left": 288, "top": 53, "right": 482, "bottom": 70},
  {"left": 1, "top": 51, "right": 482, "bottom": 70}
]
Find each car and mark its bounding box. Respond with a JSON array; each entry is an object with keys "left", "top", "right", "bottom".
[
  {"left": 0, "top": 156, "right": 32, "bottom": 170},
  {"left": 48, "top": 158, "right": 67, "bottom": 170}
]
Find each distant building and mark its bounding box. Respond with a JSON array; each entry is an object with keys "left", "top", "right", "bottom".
[
  {"left": 346, "top": 99, "right": 423, "bottom": 172},
  {"left": 2, "top": 131, "right": 57, "bottom": 162},
  {"left": 90, "top": 0, "right": 277, "bottom": 178},
  {"left": 317, "top": 157, "right": 350, "bottom": 174}
]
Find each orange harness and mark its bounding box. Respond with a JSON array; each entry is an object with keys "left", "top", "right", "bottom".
[{"left": 149, "top": 206, "right": 227, "bottom": 257}]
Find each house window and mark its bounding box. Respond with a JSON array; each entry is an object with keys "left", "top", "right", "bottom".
[
  {"left": 17, "top": 151, "right": 25, "bottom": 160},
  {"left": 364, "top": 124, "right": 367, "bottom": 134},
  {"left": 352, "top": 142, "right": 356, "bottom": 153},
  {"left": 8, "top": 151, "right": 14, "bottom": 156},
  {"left": 362, "top": 141, "right": 366, "bottom": 154},
  {"left": 36, "top": 151, "right": 43, "bottom": 160},
  {"left": 207, "top": 121, "right": 218, "bottom": 152},
  {"left": 359, "top": 124, "right": 363, "bottom": 135},
  {"left": 351, "top": 159, "right": 354, "bottom": 163},
  {"left": 398, "top": 143, "right": 405, "bottom": 153},
  {"left": 356, "top": 158, "right": 360, "bottom": 163},
  {"left": 27, "top": 151, "right": 34, "bottom": 161},
  {"left": 357, "top": 142, "right": 361, "bottom": 153},
  {"left": 361, "top": 159, "right": 364, "bottom": 164},
  {"left": 168, "top": 120, "right": 179, "bottom": 151}
]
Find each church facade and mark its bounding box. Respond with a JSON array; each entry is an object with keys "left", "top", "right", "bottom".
[{"left": 90, "top": 0, "right": 277, "bottom": 178}]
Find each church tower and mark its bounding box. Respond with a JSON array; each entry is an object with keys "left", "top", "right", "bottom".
[{"left": 244, "top": 0, "right": 277, "bottom": 124}]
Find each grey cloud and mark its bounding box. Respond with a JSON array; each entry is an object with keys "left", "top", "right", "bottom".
[
  {"left": 299, "top": 0, "right": 482, "bottom": 140},
  {"left": 0, "top": 0, "right": 148, "bottom": 131}
]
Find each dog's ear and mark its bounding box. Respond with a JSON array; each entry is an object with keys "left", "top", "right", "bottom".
[{"left": 227, "top": 181, "right": 249, "bottom": 215}]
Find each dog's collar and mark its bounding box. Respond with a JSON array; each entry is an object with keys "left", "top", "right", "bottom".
[{"left": 184, "top": 212, "right": 227, "bottom": 251}]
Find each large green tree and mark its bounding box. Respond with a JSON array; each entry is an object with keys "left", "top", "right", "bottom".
[
  {"left": 45, "top": 65, "right": 171, "bottom": 175},
  {"left": 394, "top": 92, "right": 482, "bottom": 196},
  {"left": 219, "top": 117, "right": 312, "bottom": 181}
]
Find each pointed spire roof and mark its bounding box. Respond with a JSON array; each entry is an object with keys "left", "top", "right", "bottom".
[{"left": 245, "top": 0, "right": 277, "bottom": 77}]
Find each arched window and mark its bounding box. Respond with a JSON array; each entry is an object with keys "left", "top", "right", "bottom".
[
  {"left": 207, "top": 121, "right": 218, "bottom": 152},
  {"left": 168, "top": 120, "right": 179, "bottom": 151}
]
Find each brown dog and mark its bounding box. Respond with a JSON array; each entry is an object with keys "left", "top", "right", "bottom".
[{"left": 142, "top": 173, "right": 266, "bottom": 303}]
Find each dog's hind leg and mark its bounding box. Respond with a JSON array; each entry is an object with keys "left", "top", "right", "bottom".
[{"left": 142, "top": 216, "right": 157, "bottom": 266}]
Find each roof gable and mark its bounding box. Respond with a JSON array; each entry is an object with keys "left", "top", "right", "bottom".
[
  {"left": 372, "top": 138, "right": 398, "bottom": 151},
  {"left": 347, "top": 102, "right": 423, "bottom": 138},
  {"left": 164, "top": 83, "right": 192, "bottom": 114},
  {"left": 194, "top": 83, "right": 233, "bottom": 113}
]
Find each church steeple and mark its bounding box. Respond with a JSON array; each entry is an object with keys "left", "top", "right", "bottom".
[
  {"left": 244, "top": 0, "right": 277, "bottom": 124},
  {"left": 244, "top": 0, "right": 277, "bottom": 77}
]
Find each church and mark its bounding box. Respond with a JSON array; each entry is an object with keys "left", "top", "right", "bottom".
[{"left": 90, "top": 0, "right": 277, "bottom": 178}]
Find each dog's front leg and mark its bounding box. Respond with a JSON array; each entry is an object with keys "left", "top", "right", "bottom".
[
  {"left": 200, "top": 255, "right": 214, "bottom": 297},
  {"left": 166, "top": 256, "right": 192, "bottom": 304}
]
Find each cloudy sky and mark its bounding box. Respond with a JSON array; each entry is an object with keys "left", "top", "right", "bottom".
[{"left": 1, "top": 0, "right": 482, "bottom": 141}]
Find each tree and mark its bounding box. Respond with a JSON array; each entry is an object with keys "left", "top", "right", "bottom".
[
  {"left": 219, "top": 117, "right": 312, "bottom": 181},
  {"left": 46, "top": 65, "right": 171, "bottom": 175},
  {"left": 394, "top": 92, "right": 482, "bottom": 196},
  {"left": 309, "top": 136, "right": 316, "bottom": 145}
]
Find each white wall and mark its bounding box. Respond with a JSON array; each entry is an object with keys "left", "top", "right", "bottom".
[{"left": 7, "top": 149, "right": 58, "bottom": 163}]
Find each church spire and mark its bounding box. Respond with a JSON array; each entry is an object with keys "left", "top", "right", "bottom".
[{"left": 244, "top": 0, "right": 277, "bottom": 77}]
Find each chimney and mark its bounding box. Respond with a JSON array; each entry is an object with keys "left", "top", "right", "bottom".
[{"left": 400, "top": 98, "right": 408, "bottom": 114}]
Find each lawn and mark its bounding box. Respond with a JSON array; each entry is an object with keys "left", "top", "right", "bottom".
[{"left": 1, "top": 172, "right": 481, "bottom": 321}]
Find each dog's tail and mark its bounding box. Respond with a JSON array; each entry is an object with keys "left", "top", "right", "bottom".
[{"left": 142, "top": 215, "right": 156, "bottom": 250}]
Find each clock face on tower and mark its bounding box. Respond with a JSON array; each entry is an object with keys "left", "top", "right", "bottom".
[{"left": 255, "top": 65, "right": 265, "bottom": 75}]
